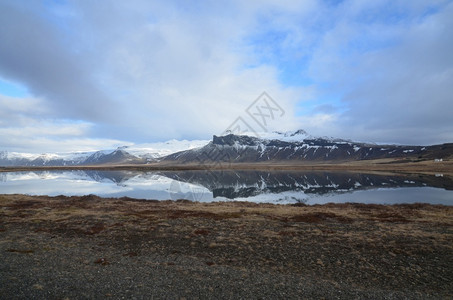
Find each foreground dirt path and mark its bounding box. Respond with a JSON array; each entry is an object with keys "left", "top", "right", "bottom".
[{"left": 1, "top": 194, "right": 452, "bottom": 299}]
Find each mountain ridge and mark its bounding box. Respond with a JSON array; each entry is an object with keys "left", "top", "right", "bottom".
[
  {"left": 162, "top": 131, "right": 453, "bottom": 165},
  {"left": 1, "top": 130, "right": 452, "bottom": 166}
]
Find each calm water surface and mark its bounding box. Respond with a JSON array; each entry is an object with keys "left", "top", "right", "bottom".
[{"left": 0, "top": 170, "right": 452, "bottom": 205}]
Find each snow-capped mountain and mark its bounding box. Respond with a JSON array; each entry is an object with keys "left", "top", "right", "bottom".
[
  {"left": 0, "top": 150, "right": 100, "bottom": 166},
  {"left": 161, "top": 130, "right": 453, "bottom": 164},
  {"left": 82, "top": 149, "right": 143, "bottom": 165},
  {"left": 229, "top": 129, "right": 313, "bottom": 142},
  {"left": 1, "top": 130, "right": 451, "bottom": 167},
  {"left": 117, "top": 139, "right": 209, "bottom": 160},
  {"left": 0, "top": 151, "right": 31, "bottom": 166},
  {"left": 0, "top": 139, "right": 209, "bottom": 166},
  {"left": 0, "top": 150, "right": 109, "bottom": 166}
]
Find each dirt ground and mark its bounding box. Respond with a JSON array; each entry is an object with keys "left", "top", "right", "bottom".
[{"left": 1, "top": 194, "right": 452, "bottom": 299}]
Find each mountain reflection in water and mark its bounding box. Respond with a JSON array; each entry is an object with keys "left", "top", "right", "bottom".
[
  {"left": 0, "top": 170, "right": 452, "bottom": 205},
  {"left": 160, "top": 170, "right": 452, "bottom": 199}
]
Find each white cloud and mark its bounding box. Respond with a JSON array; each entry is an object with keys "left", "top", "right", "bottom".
[
  {"left": 0, "top": 137, "right": 129, "bottom": 154},
  {"left": 67, "top": 1, "right": 305, "bottom": 141},
  {"left": 302, "top": 0, "right": 453, "bottom": 144},
  {"left": 0, "top": 95, "right": 49, "bottom": 126},
  {"left": 0, "top": 94, "right": 123, "bottom": 153},
  {"left": 0, "top": 122, "right": 89, "bottom": 138},
  {"left": 0, "top": 0, "right": 451, "bottom": 153}
]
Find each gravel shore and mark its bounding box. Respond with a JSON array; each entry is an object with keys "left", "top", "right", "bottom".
[{"left": 1, "top": 194, "right": 452, "bottom": 299}]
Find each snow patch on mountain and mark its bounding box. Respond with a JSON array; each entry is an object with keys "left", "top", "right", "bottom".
[
  {"left": 223, "top": 129, "right": 312, "bottom": 142},
  {"left": 120, "top": 139, "right": 210, "bottom": 159}
]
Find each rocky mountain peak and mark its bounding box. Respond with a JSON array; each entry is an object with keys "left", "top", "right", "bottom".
[{"left": 212, "top": 134, "right": 262, "bottom": 146}]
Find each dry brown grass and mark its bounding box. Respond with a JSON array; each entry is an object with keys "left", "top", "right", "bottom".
[
  {"left": 1, "top": 194, "right": 452, "bottom": 298},
  {"left": 1, "top": 194, "right": 451, "bottom": 237},
  {"left": 1, "top": 158, "right": 453, "bottom": 175}
]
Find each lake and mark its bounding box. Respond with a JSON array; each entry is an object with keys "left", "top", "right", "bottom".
[{"left": 0, "top": 170, "right": 452, "bottom": 205}]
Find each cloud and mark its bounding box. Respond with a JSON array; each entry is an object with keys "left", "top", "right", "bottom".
[
  {"left": 3, "top": 1, "right": 306, "bottom": 144},
  {"left": 0, "top": 0, "right": 451, "bottom": 154},
  {"left": 0, "top": 95, "right": 48, "bottom": 127},
  {"left": 0, "top": 1, "right": 114, "bottom": 122},
  {"left": 65, "top": 1, "right": 305, "bottom": 141},
  {"left": 0, "top": 94, "right": 123, "bottom": 153},
  {"left": 302, "top": 0, "right": 453, "bottom": 144},
  {"left": 0, "top": 136, "right": 129, "bottom": 154},
  {"left": 0, "top": 122, "right": 89, "bottom": 138}
]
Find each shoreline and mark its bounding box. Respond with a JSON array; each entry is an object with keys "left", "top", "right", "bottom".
[
  {"left": 1, "top": 158, "right": 453, "bottom": 175},
  {"left": 1, "top": 194, "right": 452, "bottom": 298}
]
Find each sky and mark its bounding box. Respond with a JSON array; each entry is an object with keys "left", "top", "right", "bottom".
[{"left": 0, "top": 0, "right": 452, "bottom": 153}]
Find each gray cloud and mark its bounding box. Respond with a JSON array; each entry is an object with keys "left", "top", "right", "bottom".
[
  {"left": 0, "top": 0, "right": 303, "bottom": 150},
  {"left": 339, "top": 2, "right": 453, "bottom": 145},
  {"left": 0, "top": 0, "right": 451, "bottom": 153},
  {"left": 302, "top": 0, "right": 453, "bottom": 145},
  {"left": 0, "top": 1, "right": 113, "bottom": 122}
]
